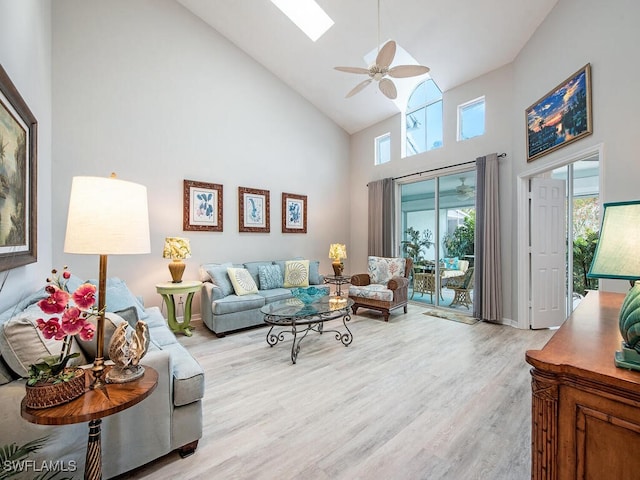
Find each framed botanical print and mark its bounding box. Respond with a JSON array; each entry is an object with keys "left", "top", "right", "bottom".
[
  {"left": 526, "top": 63, "right": 592, "bottom": 162},
  {"left": 282, "top": 192, "right": 307, "bottom": 234},
  {"left": 0, "top": 64, "right": 37, "bottom": 271},
  {"left": 238, "top": 186, "right": 270, "bottom": 233},
  {"left": 183, "top": 179, "right": 223, "bottom": 231}
]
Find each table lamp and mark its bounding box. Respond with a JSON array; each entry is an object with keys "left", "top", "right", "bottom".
[
  {"left": 64, "top": 174, "right": 150, "bottom": 388},
  {"left": 587, "top": 200, "right": 640, "bottom": 370},
  {"left": 329, "top": 243, "right": 347, "bottom": 276},
  {"left": 162, "top": 237, "right": 191, "bottom": 283}
]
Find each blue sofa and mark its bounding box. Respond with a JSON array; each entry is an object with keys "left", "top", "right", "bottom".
[
  {"left": 0, "top": 279, "right": 204, "bottom": 478},
  {"left": 200, "top": 259, "right": 325, "bottom": 336}
]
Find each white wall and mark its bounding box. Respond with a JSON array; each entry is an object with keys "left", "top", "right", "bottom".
[
  {"left": 0, "top": 0, "right": 52, "bottom": 312},
  {"left": 511, "top": 0, "right": 640, "bottom": 310},
  {"left": 51, "top": 0, "right": 350, "bottom": 312},
  {"left": 349, "top": 0, "right": 640, "bottom": 325}
]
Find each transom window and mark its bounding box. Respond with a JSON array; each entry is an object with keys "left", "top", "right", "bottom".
[
  {"left": 458, "top": 96, "right": 485, "bottom": 141},
  {"left": 406, "top": 79, "right": 443, "bottom": 156},
  {"left": 375, "top": 133, "right": 391, "bottom": 165}
]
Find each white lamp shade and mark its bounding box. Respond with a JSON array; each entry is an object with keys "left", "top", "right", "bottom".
[{"left": 64, "top": 176, "right": 151, "bottom": 255}]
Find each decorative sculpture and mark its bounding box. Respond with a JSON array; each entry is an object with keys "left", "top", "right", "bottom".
[{"left": 106, "top": 320, "right": 150, "bottom": 383}]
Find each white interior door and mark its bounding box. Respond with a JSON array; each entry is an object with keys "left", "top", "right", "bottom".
[{"left": 530, "top": 178, "right": 567, "bottom": 329}]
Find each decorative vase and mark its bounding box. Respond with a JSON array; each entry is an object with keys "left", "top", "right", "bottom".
[
  {"left": 168, "top": 259, "right": 185, "bottom": 283},
  {"left": 332, "top": 261, "right": 344, "bottom": 276},
  {"left": 24, "top": 368, "right": 86, "bottom": 409}
]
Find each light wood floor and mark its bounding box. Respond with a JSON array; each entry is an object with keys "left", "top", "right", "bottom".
[{"left": 117, "top": 305, "right": 553, "bottom": 480}]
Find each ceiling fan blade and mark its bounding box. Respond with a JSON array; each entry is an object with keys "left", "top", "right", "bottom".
[
  {"left": 376, "top": 40, "right": 396, "bottom": 68},
  {"left": 335, "top": 66, "right": 370, "bottom": 75},
  {"left": 378, "top": 78, "right": 397, "bottom": 99},
  {"left": 346, "top": 79, "right": 373, "bottom": 98},
  {"left": 388, "top": 64, "right": 430, "bottom": 78}
]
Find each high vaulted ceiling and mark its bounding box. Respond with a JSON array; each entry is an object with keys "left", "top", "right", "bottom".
[{"left": 176, "top": 0, "right": 559, "bottom": 134}]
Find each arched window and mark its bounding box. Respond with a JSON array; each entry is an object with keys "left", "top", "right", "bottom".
[{"left": 406, "top": 79, "right": 443, "bottom": 156}]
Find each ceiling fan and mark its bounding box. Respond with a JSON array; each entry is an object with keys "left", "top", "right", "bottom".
[
  {"left": 456, "top": 178, "right": 475, "bottom": 200},
  {"left": 334, "top": 1, "right": 430, "bottom": 100}
]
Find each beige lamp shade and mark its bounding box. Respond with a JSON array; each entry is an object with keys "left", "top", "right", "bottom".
[
  {"left": 64, "top": 176, "right": 151, "bottom": 255},
  {"left": 328, "top": 243, "right": 347, "bottom": 261},
  {"left": 162, "top": 237, "right": 191, "bottom": 260}
]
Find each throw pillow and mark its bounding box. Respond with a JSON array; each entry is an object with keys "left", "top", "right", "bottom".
[
  {"left": 227, "top": 268, "right": 259, "bottom": 296},
  {"left": 204, "top": 263, "right": 234, "bottom": 297},
  {"left": 283, "top": 260, "right": 310, "bottom": 287},
  {"left": 258, "top": 264, "right": 283, "bottom": 290},
  {"left": 243, "top": 261, "right": 274, "bottom": 288},
  {"left": 308, "top": 260, "right": 321, "bottom": 285},
  {"left": 87, "top": 277, "right": 148, "bottom": 319},
  {"left": 443, "top": 257, "right": 459, "bottom": 270},
  {"left": 0, "top": 303, "right": 87, "bottom": 378},
  {"left": 76, "top": 312, "right": 128, "bottom": 361},
  {"left": 368, "top": 257, "right": 406, "bottom": 284},
  {"left": 114, "top": 305, "right": 139, "bottom": 328}
]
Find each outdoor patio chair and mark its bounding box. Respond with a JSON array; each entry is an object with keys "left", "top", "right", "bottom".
[{"left": 445, "top": 267, "right": 475, "bottom": 309}]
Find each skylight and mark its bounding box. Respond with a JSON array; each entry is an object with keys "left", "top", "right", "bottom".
[{"left": 270, "top": 0, "right": 334, "bottom": 42}]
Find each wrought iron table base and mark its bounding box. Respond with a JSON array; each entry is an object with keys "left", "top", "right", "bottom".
[{"left": 265, "top": 313, "right": 352, "bottom": 364}]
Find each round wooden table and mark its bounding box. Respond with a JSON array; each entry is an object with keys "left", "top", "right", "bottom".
[{"left": 21, "top": 366, "right": 158, "bottom": 480}]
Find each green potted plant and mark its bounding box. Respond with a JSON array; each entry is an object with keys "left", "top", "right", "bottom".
[
  {"left": 401, "top": 227, "right": 434, "bottom": 267},
  {"left": 442, "top": 211, "right": 475, "bottom": 259}
]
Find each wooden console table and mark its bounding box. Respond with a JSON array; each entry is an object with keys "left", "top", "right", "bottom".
[
  {"left": 21, "top": 366, "right": 158, "bottom": 480},
  {"left": 525, "top": 291, "right": 640, "bottom": 480}
]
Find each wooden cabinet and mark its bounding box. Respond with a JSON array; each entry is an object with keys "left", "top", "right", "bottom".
[{"left": 526, "top": 291, "right": 640, "bottom": 480}]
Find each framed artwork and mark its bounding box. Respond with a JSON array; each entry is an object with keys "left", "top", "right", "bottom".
[
  {"left": 183, "top": 179, "right": 223, "bottom": 231},
  {"left": 238, "top": 186, "right": 270, "bottom": 233},
  {"left": 526, "top": 63, "right": 592, "bottom": 162},
  {"left": 0, "top": 65, "right": 37, "bottom": 271},
  {"left": 282, "top": 192, "right": 307, "bottom": 234}
]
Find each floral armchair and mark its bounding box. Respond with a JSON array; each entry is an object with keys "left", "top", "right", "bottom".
[{"left": 348, "top": 256, "right": 413, "bottom": 321}]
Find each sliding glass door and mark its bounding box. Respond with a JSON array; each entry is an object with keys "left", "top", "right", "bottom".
[{"left": 400, "top": 170, "right": 476, "bottom": 312}]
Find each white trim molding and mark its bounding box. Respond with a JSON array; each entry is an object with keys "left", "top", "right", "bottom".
[{"left": 516, "top": 143, "right": 605, "bottom": 330}]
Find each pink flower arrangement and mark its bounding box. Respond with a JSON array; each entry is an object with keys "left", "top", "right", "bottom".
[
  {"left": 29, "top": 267, "right": 99, "bottom": 385},
  {"left": 37, "top": 268, "right": 97, "bottom": 342}
]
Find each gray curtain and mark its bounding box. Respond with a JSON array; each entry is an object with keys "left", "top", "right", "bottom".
[
  {"left": 368, "top": 178, "right": 395, "bottom": 257},
  {"left": 473, "top": 153, "right": 502, "bottom": 322}
]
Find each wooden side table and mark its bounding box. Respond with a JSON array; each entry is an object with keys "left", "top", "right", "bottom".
[
  {"left": 21, "top": 366, "right": 158, "bottom": 480},
  {"left": 155, "top": 280, "right": 202, "bottom": 336}
]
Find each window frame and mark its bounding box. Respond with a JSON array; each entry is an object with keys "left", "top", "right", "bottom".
[
  {"left": 405, "top": 79, "right": 443, "bottom": 157},
  {"left": 375, "top": 132, "right": 391, "bottom": 165},
  {"left": 457, "top": 96, "right": 485, "bottom": 141}
]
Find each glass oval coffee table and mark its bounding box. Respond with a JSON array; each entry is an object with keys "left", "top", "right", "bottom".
[{"left": 261, "top": 296, "right": 354, "bottom": 364}]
